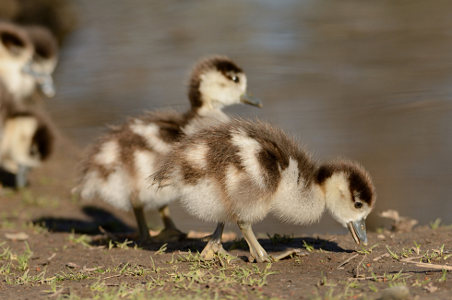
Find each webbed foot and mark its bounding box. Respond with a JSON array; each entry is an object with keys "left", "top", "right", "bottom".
[
  {"left": 199, "top": 222, "right": 238, "bottom": 262},
  {"left": 248, "top": 250, "right": 273, "bottom": 263},
  {"left": 272, "top": 248, "right": 310, "bottom": 261},
  {"left": 200, "top": 240, "right": 239, "bottom": 262},
  {"left": 153, "top": 227, "right": 186, "bottom": 242}
]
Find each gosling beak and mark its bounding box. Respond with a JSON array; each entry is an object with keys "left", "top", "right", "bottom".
[
  {"left": 22, "top": 62, "right": 56, "bottom": 98},
  {"left": 240, "top": 93, "right": 263, "bottom": 108},
  {"left": 38, "top": 74, "right": 56, "bottom": 98},
  {"left": 347, "top": 219, "right": 368, "bottom": 246}
]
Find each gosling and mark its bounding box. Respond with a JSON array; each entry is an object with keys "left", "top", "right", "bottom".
[
  {"left": 0, "top": 21, "right": 36, "bottom": 103},
  {"left": 77, "top": 56, "right": 262, "bottom": 242},
  {"left": 0, "top": 23, "right": 56, "bottom": 187},
  {"left": 153, "top": 119, "right": 376, "bottom": 262},
  {"left": 0, "top": 110, "right": 54, "bottom": 188}
]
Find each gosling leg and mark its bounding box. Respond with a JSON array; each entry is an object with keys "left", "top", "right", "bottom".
[
  {"left": 237, "top": 221, "right": 271, "bottom": 262},
  {"left": 132, "top": 206, "right": 151, "bottom": 242},
  {"left": 200, "top": 222, "right": 233, "bottom": 260},
  {"left": 153, "top": 205, "right": 186, "bottom": 242},
  {"left": 16, "top": 165, "right": 29, "bottom": 189}
]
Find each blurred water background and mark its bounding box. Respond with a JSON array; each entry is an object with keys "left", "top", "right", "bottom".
[{"left": 42, "top": 0, "right": 452, "bottom": 235}]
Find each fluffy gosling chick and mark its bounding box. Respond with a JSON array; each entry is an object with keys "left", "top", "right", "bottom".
[
  {"left": 0, "top": 23, "right": 56, "bottom": 187},
  {"left": 0, "top": 21, "right": 35, "bottom": 102},
  {"left": 78, "top": 56, "right": 262, "bottom": 242},
  {"left": 153, "top": 119, "right": 376, "bottom": 262},
  {"left": 0, "top": 110, "right": 54, "bottom": 188},
  {"left": 22, "top": 25, "right": 59, "bottom": 98}
]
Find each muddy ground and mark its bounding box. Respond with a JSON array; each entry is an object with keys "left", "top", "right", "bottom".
[{"left": 0, "top": 139, "right": 451, "bottom": 300}]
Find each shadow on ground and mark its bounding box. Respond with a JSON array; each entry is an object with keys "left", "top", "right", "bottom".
[
  {"left": 0, "top": 168, "right": 18, "bottom": 189},
  {"left": 33, "top": 205, "right": 134, "bottom": 234},
  {"left": 33, "top": 205, "right": 352, "bottom": 256}
]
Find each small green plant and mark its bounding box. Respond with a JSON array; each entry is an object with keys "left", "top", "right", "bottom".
[
  {"left": 118, "top": 263, "right": 147, "bottom": 276},
  {"left": 444, "top": 253, "right": 452, "bottom": 261},
  {"left": 421, "top": 249, "right": 441, "bottom": 263},
  {"left": 430, "top": 218, "right": 441, "bottom": 229},
  {"left": 68, "top": 232, "right": 91, "bottom": 248},
  {"left": 343, "top": 280, "right": 360, "bottom": 297},
  {"left": 55, "top": 271, "right": 89, "bottom": 281},
  {"left": 303, "top": 240, "right": 314, "bottom": 252},
  {"left": 232, "top": 263, "right": 276, "bottom": 287},
  {"left": 357, "top": 243, "right": 378, "bottom": 255},
  {"left": 0, "top": 244, "right": 13, "bottom": 261},
  {"left": 399, "top": 247, "right": 414, "bottom": 258},
  {"left": 155, "top": 243, "right": 167, "bottom": 255},
  {"left": 115, "top": 239, "right": 133, "bottom": 249},
  {"left": 368, "top": 283, "right": 378, "bottom": 293},
  {"left": 177, "top": 250, "right": 202, "bottom": 263},
  {"left": 386, "top": 270, "right": 404, "bottom": 281},
  {"left": 149, "top": 256, "right": 160, "bottom": 273},
  {"left": 438, "top": 269, "right": 447, "bottom": 282},
  {"left": 0, "top": 262, "right": 12, "bottom": 276},
  {"left": 413, "top": 241, "right": 421, "bottom": 254},
  {"left": 15, "top": 269, "right": 47, "bottom": 285},
  {"left": 167, "top": 253, "right": 177, "bottom": 264},
  {"left": 17, "top": 242, "right": 33, "bottom": 271},
  {"left": 412, "top": 275, "right": 431, "bottom": 287},
  {"left": 90, "top": 279, "right": 107, "bottom": 292},
  {"left": 108, "top": 239, "right": 115, "bottom": 250},
  {"left": 317, "top": 272, "right": 336, "bottom": 287},
  {"left": 44, "top": 277, "right": 61, "bottom": 295},
  {"left": 24, "top": 221, "right": 48, "bottom": 234},
  {"left": 386, "top": 246, "right": 400, "bottom": 260}
]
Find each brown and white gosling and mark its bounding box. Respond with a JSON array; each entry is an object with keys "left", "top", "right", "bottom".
[
  {"left": 0, "top": 22, "right": 58, "bottom": 107},
  {"left": 153, "top": 119, "right": 376, "bottom": 262},
  {"left": 0, "top": 23, "right": 56, "bottom": 188},
  {"left": 77, "top": 56, "right": 262, "bottom": 242}
]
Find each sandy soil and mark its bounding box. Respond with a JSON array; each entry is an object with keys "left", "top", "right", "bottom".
[{"left": 0, "top": 139, "right": 451, "bottom": 299}]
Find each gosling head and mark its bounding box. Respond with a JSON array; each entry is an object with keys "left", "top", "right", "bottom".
[
  {"left": 188, "top": 55, "right": 262, "bottom": 111},
  {"left": 22, "top": 25, "right": 59, "bottom": 98},
  {"left": 0, "top": 22, "right": 35, "bottom": 100},
  {"left": 316, "top": 160, "right": 376, "bottom": 246}
]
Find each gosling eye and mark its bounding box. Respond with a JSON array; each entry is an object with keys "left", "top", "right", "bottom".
[
  {"left": 354, "top": 202, "right": 363, "bottom": 209},
  {"left": 231, "top": 75, "right": 239, "bottom": 83}
]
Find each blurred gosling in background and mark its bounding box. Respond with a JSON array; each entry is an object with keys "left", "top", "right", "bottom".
[
  {"left": 0, "top": 22, "right": 59, "bottom": 108},
  {"left": 0, "top": 22, "right": 57, "bottom": 188}
]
